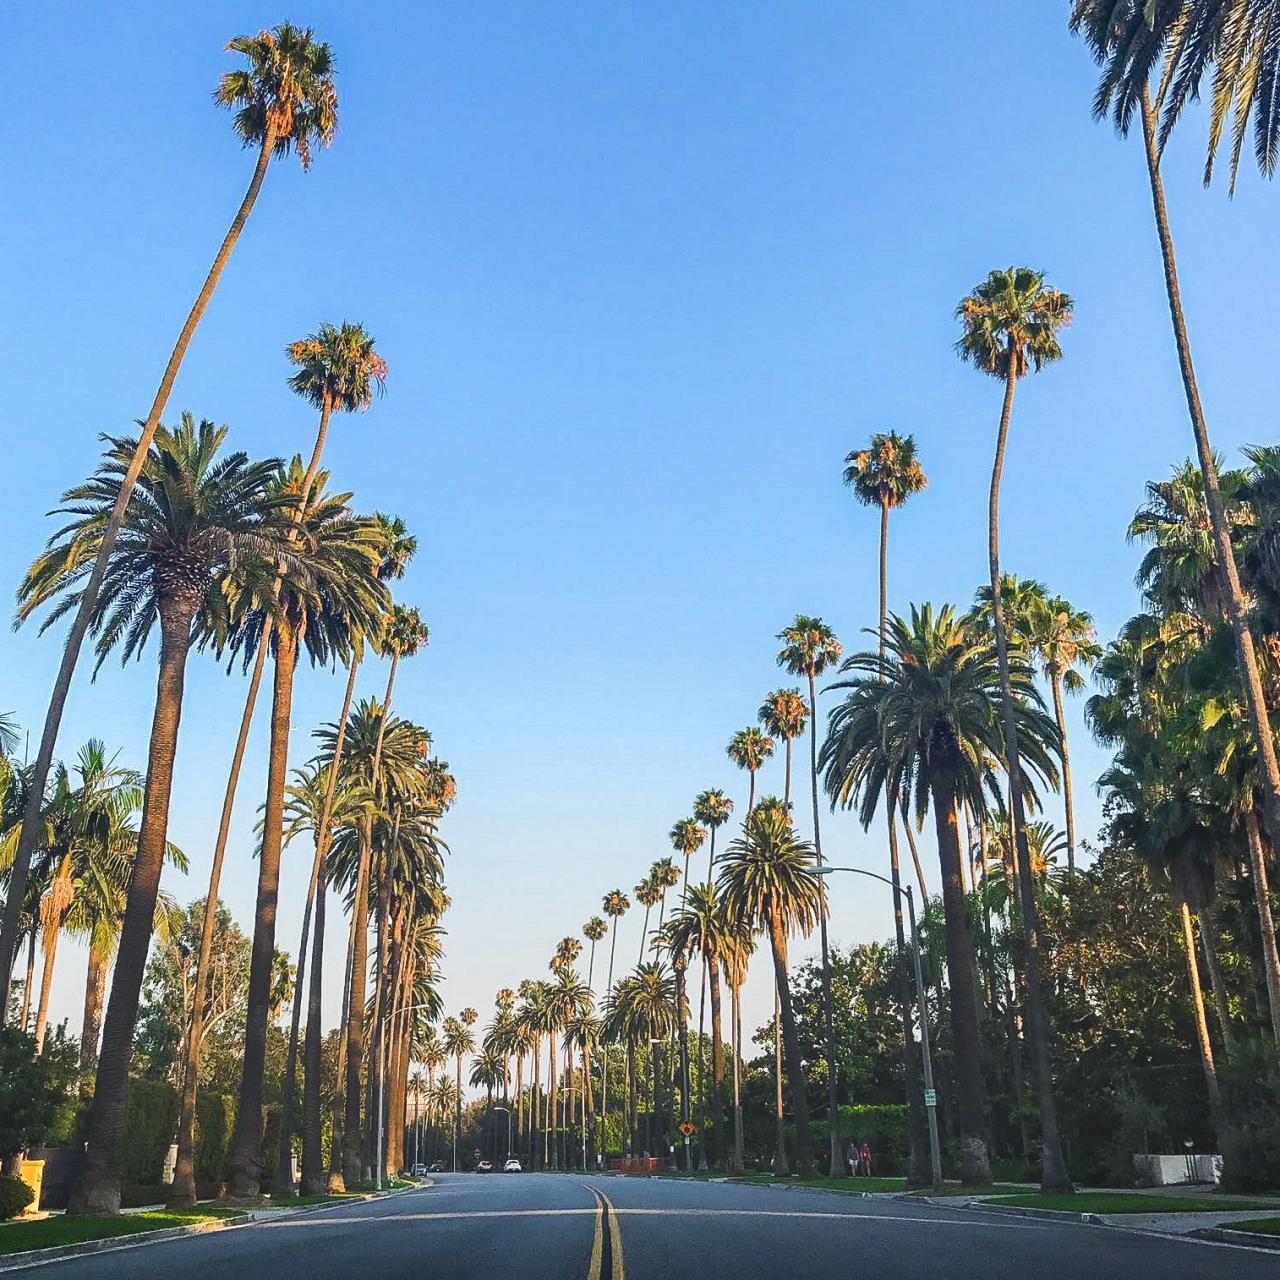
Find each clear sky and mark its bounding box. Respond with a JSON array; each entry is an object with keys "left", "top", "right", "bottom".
[{"left": 4, "top": 2, "right": 1279, "bottom": 1067}]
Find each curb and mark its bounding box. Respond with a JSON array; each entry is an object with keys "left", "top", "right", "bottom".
[
  {"left": 0, "top": 1213, "right": 251, "bottom": 1273},
  {"left": 1191, "top": 1226, "right": 1280, "bottom": 1250},
  {"left": 957, "top": 1201, "right": 1105, "bottom": 1225}
]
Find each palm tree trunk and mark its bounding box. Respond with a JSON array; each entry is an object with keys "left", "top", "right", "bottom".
[
  {"left": 34, "top": 861, "right": 72, "bottom": 1053},
  {"left": 729, "top": 971, "right": 744, "bottom": 1174},
  {"left": 328, "top": 889, "right": 359, "bottom": 1191},
  {"left": 901, "top": 819, "right": 929, "bottom": 901},
  {"left": 674, "top": 961, "right": 691, "bottom": 1170},
  {"left": 583, "top": 1039, "right": 596, "bottom": 1170},
  {"left": 695, "top": 957, "right": 709, "bottom": 1170},
  {"left": 80, "top": 940, "right": 109, "bottom": 1072},
  {"left": 1180, "top": 901, "right": 1222, "bottom": 1115},
  {"left": 227, "top": 622, "right": 300, "bottom": 1197},
  {"left": 929, "top": 781, "right": 991, "bottom": 1186},
  {"left": 342, "top": 654, "right": 402, "bottom": 1186},
  {"left": 806, "top": 673, "right": 841, "bottom": 1178},
  {"left": 530, "top": 1036, "right": 542, "bottom": 1169},
  {"left": 1197, "top": 909, "right": 1235, "bottom": 1061},
  {"left": 1136, "top": 90, "right": 1280, "bottom": 846},
  {"left": 986, "top": 351, "right": 1072, "bottom": 1194},
  {"left": 1244, "top": 807, "right": 1280, "bottom": 1044},
  {"left": 1049, "top": 673, "right": 1078, "bottom": 876},
  {"left": 708, "top": 952, "right": 725, "bottom": 1169},
  {"left": 772, "top": 985, "right": 788, "bottom": 1176},
  {"left": 876, "top": 495, "right": 931, "bottom": 1187},
  {"left": 19, "top": 934, "right": 36, "bottom": 1033},
  {"left": 170, "top": 638, "right": 270, "bottom": 1208},
  {"left": 68, "top": 597, "right": 197, "bottom": 1215},
  {"left": 0, "top": 131, "right": 279, "bottom": 1009},
  {"left": 784, "top": 738, "right": 792, "bottom": 806},
  {"left": 767, "top": 906, "right": 812, "bottom": 1173}
]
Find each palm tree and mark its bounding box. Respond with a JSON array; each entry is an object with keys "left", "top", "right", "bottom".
[
  {"left": 607, "top": 963, "right": 677, "bottom": 1159},
  {"left": 718, "top": 805, "right": 822, "bottom": 1174},
  {"left": 0, "top": 26, "right": 339, "bottom": 1006},
  {"left": 776, "top": 615, "right": 842, "bottom": 1177},
  {"left": 442, "top": 1016, "right": 474, "bottom": 1171},
  {"left": 226, "top": 466, "right": 389, "bottom": 1198},
  {"left": 634, "top": 878, "right": 663, "bottom": 964},
  {"left": 1022, "top": 594, "right": 1101, "bottom": 874},
  {"left": 820, "top": 605, "right": 1061, "bottom": 1185},
  {"left": 843, "top": 428, "right": 932, "bottom": 1184},
  {"left": 726, "top": 728, "right": 774, "bottom": 817},
  {"left": 28, "top": 744, "right": 145, "bottom": 1053},
  {"left": 692, "top": 790, "right": 734, "bottom": 885},
  {"left": 955, "top": 266, "right": 1075, "bottom": 1193},
  {"left": 17, "top": 419, "right": 286, "bottom": 1214},
  {"left": 583, "top": 917, "right": 608, "bottom": 990},
  {"left": 757, "top": 690, "right": 808, "bottom": 806},
  {"left": 668, "top": 819, "right": 706, "bottom": 907},
  {"left": 1070, "top": 2, "right": 1280, "bottom": 870},
  {"left": 563, "top": 1010, "right": 600, "bottom": 1170},
  {"left": 599, "top": 890, "right": 630, "bottom": 1161}
]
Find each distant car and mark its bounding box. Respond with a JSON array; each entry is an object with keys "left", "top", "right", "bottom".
[
  {"left": 503, "top": 1158, "right": 522, "bottom": 1173},
  {"left": 410, "top": 1164, "right": 427, "bottom": 1177},
  {"left": 428, "top": 1160, "right": 446, "bottom": 1173},
  {"left": 477, "top": 1160, "right": 493, "bottom": 1172}
]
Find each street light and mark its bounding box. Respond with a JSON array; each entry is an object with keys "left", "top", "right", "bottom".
[
  {"left": 378, "top": 1003, "right": 437, "bottom": 1192},
  {"left": 814, "top": 865, "right": 943, "bottom": 1189}
]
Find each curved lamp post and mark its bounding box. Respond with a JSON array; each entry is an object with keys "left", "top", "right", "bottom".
[{"left": 813, "top": 865, "right": 943, "bottom": 1189}]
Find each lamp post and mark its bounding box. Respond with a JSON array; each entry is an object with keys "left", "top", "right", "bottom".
[
  {"left": 814, "top": 865, "right": 943, "bottom": 1189},
  {"left": 378, "top": 1003, "right": 436, "bottom": 1192}
]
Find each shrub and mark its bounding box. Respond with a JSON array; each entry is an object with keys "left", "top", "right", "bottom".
[
  {"left": 1219, "top": 1039, "right": 1280, "bottom": 1194},
  {"left": 0, "top": 1026, "right": 78, "bottom": 1162},
  {"left": 0, "top": 1175, "right": 34, "bottom": 1220},
  {"left": 120, "top": 1078, "right": 180, "bottom": 1186},
  {"left": 195, "top": 1092, "right": 236, "bottom": 1183}
]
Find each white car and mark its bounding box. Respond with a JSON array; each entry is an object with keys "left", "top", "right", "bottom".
[{"left": 503, "top": 1158, "right": 522, "bottom": 1173}]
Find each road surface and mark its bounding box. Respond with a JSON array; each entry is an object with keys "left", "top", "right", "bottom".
[{"left": 6, "top": 1174, "right": 1274, "bottom": 1278}]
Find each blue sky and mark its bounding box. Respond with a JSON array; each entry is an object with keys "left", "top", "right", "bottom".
[{"left": 4, "top": 3, "right": 1279, "bottom": 1053}]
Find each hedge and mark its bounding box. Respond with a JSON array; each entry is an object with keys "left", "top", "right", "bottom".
[
  {"left": 809, "top": 1104, "right": 908, "bottom": 1152},
  {"left": 195, "top": 1091, "right": 236, "bottom": 1184},
  {"left": 121, "top": 1079, "right": 180, "bottom": 1186}
]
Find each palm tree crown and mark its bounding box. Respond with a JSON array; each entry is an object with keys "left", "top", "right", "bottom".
[
  {"left": 776, "top": 615, "right": 842, "bottom": 682},
  {"left": 955, "top": 268, "right": 1073, "bottom": 380},
  {"left": 844, "top": 432, "right": 927, "bottom": 510},
  {"left": 287, "top": 322, "right": 388, "bottom": 414},
  {"left": 217, "top": 23, "right": 338, "bottom": 170}
]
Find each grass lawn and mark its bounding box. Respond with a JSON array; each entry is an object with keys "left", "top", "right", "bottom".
[
  {"left": 0, "top": 1209, "right": 240, "bottom": 1258},
  {"left": 985, "top": 1192, "right": 1277, "bottom": 1215},
  {"left": 1220, "top": 1216, "right": 1280, "bottom": 1235}
]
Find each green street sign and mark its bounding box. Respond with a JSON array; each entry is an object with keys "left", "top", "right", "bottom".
[{"left": 923, "top": 1089, "right": 937, "bottom": 1107}]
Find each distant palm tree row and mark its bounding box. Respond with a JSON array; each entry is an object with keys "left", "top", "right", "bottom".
[{"left": 1, "top": 24, "right": 455, "bottom": 1215}]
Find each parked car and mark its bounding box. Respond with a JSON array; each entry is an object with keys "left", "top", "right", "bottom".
[
  {"left": 428, "top": 1160, "right": 446, "bottom": 1173},
  {"left": 476, "top": 1160, "right": 493, "bottom": 1172},
  {"left": 503, "top": 1158, "right": 522, "bottom": 1173},
  {"left": 410, "top": 1164, "right": 427, "bottom": 1177}
]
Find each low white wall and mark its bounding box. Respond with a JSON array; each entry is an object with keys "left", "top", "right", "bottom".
[{"left": 1133, "top": 1153, "right": 1222, "bottom": 1186}]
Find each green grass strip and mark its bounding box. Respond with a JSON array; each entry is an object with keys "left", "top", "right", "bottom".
[
  {"left": 0, "top": 1209, "right": 239, "bottom": 1257},
  {"left": 985, "top": 1192, "right": 1277, "bottom": 1215}
]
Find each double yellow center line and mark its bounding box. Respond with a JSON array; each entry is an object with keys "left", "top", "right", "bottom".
[{"left": 585, "top": 1184, "right": 625, "bottom": 1280}]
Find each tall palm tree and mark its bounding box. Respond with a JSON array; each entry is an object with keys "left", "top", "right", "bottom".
[
  {"left": 820, "top": 604, "right": 1060, "bottom": 1185},
  {"left": 634, "top": 878, "right": 663, "bottom": 964},
  {"left": 843, "top": 428, "right": 932, "bottom": 1184},
  {"left": 726, "top": 728, "right": 774, "bottom": 817},
  {"left": 757, "top": 690, "right": 808, "bottom": 806},
  {"left": 668, "top": 819, "right": 706, "bottom": 907},
  {"left": 955, "top": 266, "right": 1075, "bottom": 1193},
  {"left": 692, "top": 790, "right": 734, "bottom": 885},
  {"left": 718, "top": 805, "right": 823, "bottom": 1174},
  {"left": 18, "top": 419, "right": 287, "bottom": 1214},
  {"left": 227, "top": 464, "right": 389, "bottom": 1198},
  {"left": 442, "top": 1016, "right": 474, "bottom": 1171},
  {"left": 0, "top": 26, "right": 339, "bottom": 1006},
  {"left": 1070, "top": 2, "right": 1280, "bottom": 869},
  {"left": 599, "top": 890, "right": 630, "bottom": 1161},
  {"left": 1022, "top": 594, "right": 1101, "bottom": 874},
  {"left": 776, "top": 616, "right": 843, "bottom": 1177},
  {"left": 582, "top": 917, "right": 608, "bottom": 990}
]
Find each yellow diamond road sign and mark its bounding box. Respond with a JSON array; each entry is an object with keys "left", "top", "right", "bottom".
[{"left": 679, "top": 1122, "right": 696, "bottom": 1137}]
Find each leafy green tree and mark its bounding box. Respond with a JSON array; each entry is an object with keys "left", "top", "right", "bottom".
[
  {"left": 0, "top": 1026, "right": 77, "bottom": 1164},
  {"left": 0, "top": 25, "right": 338, "bottom": 1010}
]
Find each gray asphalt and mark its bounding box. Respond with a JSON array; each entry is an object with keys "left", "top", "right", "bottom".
[{"left": 5, "top": 1174, "right": 1276, "bottom": 1279}]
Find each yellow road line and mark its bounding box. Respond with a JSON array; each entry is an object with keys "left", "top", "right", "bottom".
[
  {"left": 593, "top": 1186, "right": 625, "bottom": 1280},
  {"left": 586, "top": 1188, "right": 604, "bottom": 1280}
]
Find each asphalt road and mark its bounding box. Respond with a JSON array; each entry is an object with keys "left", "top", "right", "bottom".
[{"left": 6, "top": 1174, "right": 1276, "bottom": 1279}]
